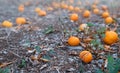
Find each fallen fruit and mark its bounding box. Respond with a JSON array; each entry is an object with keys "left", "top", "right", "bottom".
[
  {"left": 79, "top": 51, "right": 93, "bottom": 63},
  {"left": 103, "top": 31, "right": 118, "bottom": 45},
  {"left": 83, "top": 10, "right": 91, "bottom": 18},
  {"left": 61, "top": 3, "right": 68, "bottom": 9},
  {"left": 102, "top": 11, "right": 109, "bottom": 18},
  {"left": 105, "top": 17, "right": 113, "bottom": 24},
  {"left": 38, "top": 10, "right": 47, "bottom": 16},
  {"left": 92, "top": 4, "right": 97, "bottom": 9},
  {"left": 2, "top": 20, "right": 13, "bottom": 28},
  {"left": 68, "top": 36, "right": 80, "bottom": 46},
  {"left": 101, "top": 5, "right": 108, "bottom": 11},
  {"left": 16, "top": 17, "right": 26, "bottom": 25},
  {"left": 93, "top": 8, "right": 99, "bottom": 14},
  {"left": 18, "top": 4, "right": 24, "bottom": 12},
  {"left": 35, "top": 7, "right": 41, "bottom": 13},
  {"left": 47, "top": 7, "right": 53, "bottom": 11},
  {"left": 70, "top": 13, "right": 79, "bottom": 21},
  {"left": 79, "top": 24, "right": 88, "bottom": 31},
  {"left": 68, "top": 5, "right": 74, "bottom": 11},
  {"left": 74, "top": 7, "right": 80, "bottom": 12}
]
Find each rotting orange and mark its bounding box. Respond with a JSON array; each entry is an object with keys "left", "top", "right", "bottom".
[
  {"left": 102, "top": 11, "right": 109, "bottom": 18},
  {"left": 16, "top": 17, "right": 26, "bottom": 25},
  {"left": 70, "top": 13, "right": 79, "bottom": 21},
  {"left": 2, "top": 20, "right": 13, "bottom": 28},
  {"left": 105, "top": 17, "right": 113, "bottom": 24},
  {"left": 103, "top": 31, "right": 119, "bottom": 45},
  {"left": 68, "top": 36, "right": 80, "bottom": 46},
  {"left": 18, "top": 4, "right": 24, "bottom": 12},
  {"left": 83, "top": 10, "right": 91, "bottom": 18},
  {"left": 79, "top": 24, "right": 88, "bottom": 31},
  {"left": 79, "top": 51, "right": 93, "bottom": 63}
]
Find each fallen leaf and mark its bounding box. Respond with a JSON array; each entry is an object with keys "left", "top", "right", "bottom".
[
  {"left": 39, "top": 58, "right": 50, "bottom": 62},
  {"left": 0, "top": 62, "right": 12, "bottom": 68},
  {"left": 83, "top": 37, "right": 93, "bottom": 43}
]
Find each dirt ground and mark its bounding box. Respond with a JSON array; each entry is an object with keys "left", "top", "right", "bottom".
[{"left": 0, "top": 0, "right": 120, "bottom": 73}]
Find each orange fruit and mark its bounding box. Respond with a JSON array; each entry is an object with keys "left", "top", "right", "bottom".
[
  {"left": 77, "top": 1, "right": 81, "bottom": 5},
  {"left": 68, "top": 36, "right": 80, "bottom": 46},
  {"left": 102, "top": 12, "right": 109, "bottom": 18},
  {"left": 24, "top": 2, "right": 31, "bottom": 6},
  {"left": 70, "top": 13, "right": 79, "bottom": 21},
  {"left": 61, "top": 4, "right": 68, "bottom": 9},
  {"left": 16, "top": 17, "right": 26, "bottom": 25},
  {"left": 101, "top": 5, "right": 108, "bottom": 11},
  {"left": 35, "top": 7, "right": 41, "bottom": 13},
  {"left": 79, "top": 24, "right": 88, "bottom": 31},
  {"left": 74, "top": 7, "right": 80, "bottom": 12},
  {"left": 68, "top": 5, "right": 74, "bottom": 11},
  {"left": 52, "top": 2, "right": 60, "bottom": 8},
  {"left": 105, "top": 17, "right": 113, "bottom": 24},
  {"left": 93, "top": 0, "right": 99, "bottom": 5},
  {"left": 47, "top": 7, "right": 53, "bottom": 11},
  {"left": 2, "top": 21, "right": 13, "bottom": 28},
  {"left": 18, "top": 4, "right": 24, "bottom": 12},
  {"left": 83, "top": 10, "right": 91, "bottom": 18},
  {"left": 69, "top": 0, "right": 74, "bottom": 4},
  {"left": 103, "top": 31, "right": 118, "bottom": 45},
  {"left": 79, "top": 51, "right": 93, "bottom": 63},
  {"left": 93, "top": 8, "right": 99, "bottom": 14},
  {"left": 92, "top": 4, "right": 97, "bottom": 9},
  {"left": 38, "top": 10, "right": 47, "bottom": 16}
]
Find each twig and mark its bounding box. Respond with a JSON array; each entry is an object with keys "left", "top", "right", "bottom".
[{"left": 7, "top": 50, "right": 21, "bottom": 58}]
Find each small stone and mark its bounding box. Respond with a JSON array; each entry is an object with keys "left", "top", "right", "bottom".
[
  {"left": 3, "top": 50, "right": 8, "bottom": 54},
  {"left": 98, "top": 59, "right": 104, "bottom": 64},
  {"left": 112, "top": 54, "right": 118, "bottom": 58},
  {"left": 68, "top": 58, "right": 74, "bottom": 63}
]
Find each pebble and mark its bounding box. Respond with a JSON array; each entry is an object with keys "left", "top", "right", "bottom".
[
  {"left": 68, "top": 58, "right": 74, "bottom": 63},
  {"left": 112, "top": 54, "right": 118, "bottom": 58}
]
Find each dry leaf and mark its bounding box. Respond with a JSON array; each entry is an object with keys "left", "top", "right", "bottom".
[
  {"left": 104, "top": 45, "right": 110, "bottom": 51},
  {"left": 30, "top": 55, "right": 38, "bottom": 60},
  {"left": 83, "top": 37, "right": 93, "bottom": 43},
  {"left": 80, "top": 43, "right": 86, "bottom": 48},
  {"left": 39, "top": 58, "right": 50, "bottom": 62},
  {"left": 0, "top": 62, "right": 12, "bottom": 68},
  {"left": 104, "top": 59, "right": 108, "bottom": 68}
]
